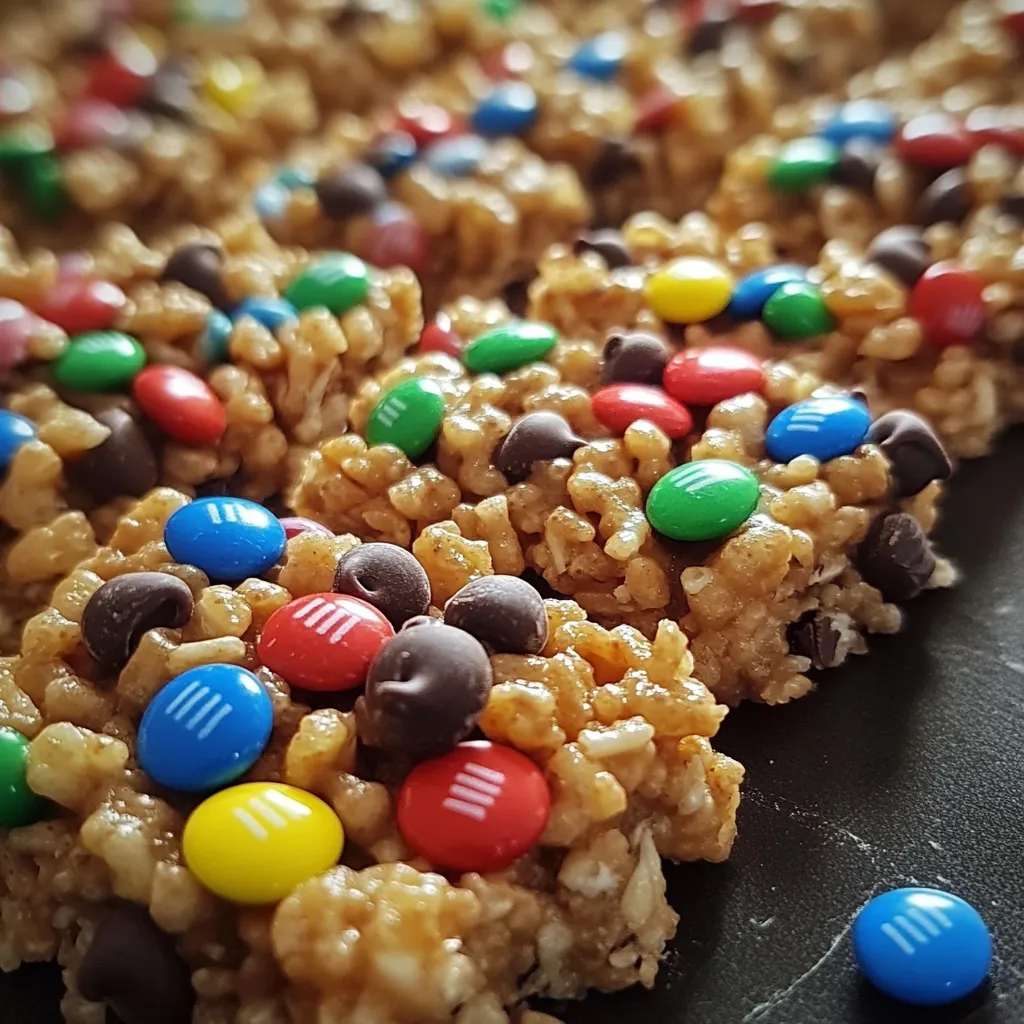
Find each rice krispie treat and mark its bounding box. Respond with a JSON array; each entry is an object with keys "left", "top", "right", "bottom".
[
  {"left": 0, "top": 487, "right": 742, "bottom": 1023},
  {"left": 291, "top": 307, "right": 955, "bottom": 706}
]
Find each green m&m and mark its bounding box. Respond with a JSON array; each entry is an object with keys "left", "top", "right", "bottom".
[
  {"left": 463, "top": 321, "right": 558, "bottom": 375},
  {"left": 767, "top": 137, "right": 839, "bottom": 193},
  {"left": 646, "top": 459, "right": 760, "bottom": 541},
  {"left": 52, "top": 331, "right": 146, "bottom": 391},
  {"left": 284, "top": 253, "right": 370, "bottom": 315},
  {"left": 0, "top": 727, "right": 46, "bottom": 828},
  {"left": 366, "top": 377, "right": 446, "bottom": 458},
  {"left": 762, "top": 281, "right": 835, "bottom": 340}
]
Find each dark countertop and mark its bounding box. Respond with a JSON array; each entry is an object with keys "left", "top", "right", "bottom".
[{"left": 4, "top": 428, "right": 1023, "bottom": 1024}]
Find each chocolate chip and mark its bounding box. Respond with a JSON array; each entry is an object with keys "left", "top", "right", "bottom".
[
  {"left": 687, "top": 8, "right": 734, "bottom": 55},
  {"left": 356, "top": 623, "right": 492, "bottom": 758},
  {"left": 82, "top": 572, "right": 194, "bottom": 669},
  {"left": 998, "top": 191, "right": 1024, "bottom": 221},
  {"left": 78, "top": 901, "right": 194, "bottom": 1024},
  {"left": 918, "top": 168, "right": 972, "bottom": 227},
  {"left": 833, "top": 139, "right": 882, "bottom": 195},
  {"left": 71, "top": 409, "right": 159, "bottom": 504},
  {"left": 588, "top": 137, "right": 642, "bottom": 190},
  {"left": 333, "top": 543, "right": 431, "bottom": 628},
  {"left": 162, "top": 242, "right": 230, "bottom": 311},
  {"left": 400, "top": 614, "right": 444, "bottom": 631},
  {"left": 140, "top": 59, "right": 195, "bottom": 122},
  {"left": 865, "top": 410, "right": 953, "bottom": 498},
  {"left": 444, "top": 575, "right": 548, "bottom": 655},
  {"left": 865, "top": 225, "right": 931, "bottom": 288},
  {"left": 315, "top": 163, "right": 387, "bottom": 220},
  {"left": 572, "top": 228, "right": 632, "bottom": 269},
  {"left": 787, "top": 611, "right": 842, "bottom": 670},
  {"left": 857, "top": 511, "right": 936, "bottom": 601},
  {"left": 502, "top": 277, "right": 533, "bottom": 318},
  {"left": 495, "top": 411, "right": 585, "bottom": 483},
  {"left": 601, "top": 330, "right": 671, "bottom": 385}
]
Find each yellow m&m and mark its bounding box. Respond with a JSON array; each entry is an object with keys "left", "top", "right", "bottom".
[
  {"left": 183, "top": 782, "right": 343, "bottom": 904},
  {"left": 201, "top": 57, "right": 264, "bottom": 116},
  {"left": 645, "top": 257, "right": 734, "bottom": 324}
]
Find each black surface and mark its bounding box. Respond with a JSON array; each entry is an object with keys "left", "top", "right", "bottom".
[{"left": 3, "top": 429, "right": 1024, "bottom": 1024}]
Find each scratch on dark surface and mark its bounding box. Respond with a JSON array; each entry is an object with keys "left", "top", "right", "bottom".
[{"left": 743, "top": 787, "right": 877, "bottom": 856}]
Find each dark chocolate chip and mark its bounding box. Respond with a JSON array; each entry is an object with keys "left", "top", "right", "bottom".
[
  {"left": 918, "top": 168, "right": 972, "bottom": 227},
  {"left": 140, "top": 59, "right": 195, "bottom": 122},
  {"left": 400, "top": 614, "right": 444, "bottom": 631},
  {"left": 333, "top": 543, "right": 431, "bottom": 628},
  {"left": 687, "top": 7, "right": 734, "bottom": 55},
  {"left": 601, "top": 330, "right": 671, "bottom": 386},
  {"left": 356, "top": 623, "right": 492, "bottom": 758},
  {"left": 787, "top": 611, "right": 842, "bottom": 670},
  {"left": 71, "top": 409, "right": 159, "bottom": 504},
  {"left": 857, "top": 511, "right": 936, "bottom": 601},
  {"left": 315, "top": 163, "right": 387, "bottom": 220},
  {"left": 865, "top": 225, "right": 931, "bottom": 288},
  {"left": 865, "top": 409, "right": 953, "bottom": 498},
  {"left": 444, "top": 575, "right": 548, "bottom": 655},
  {"left": 833, "top": 139, "right": 882, "bottom": 195},
  {"left": 494, "top": 411, "right": 585, "bottom": 483},
  {"left": 162, "top": 242, "right": 230, "bottom": 311},
  {"left": 572, "top": 229, "right": 632, "bottom": 269},
  {"left": 588, "top": 137, "right": 642, "bottom": 190},
  {"left": 502, "top": 277, "right": 533, "bottom": 318},
  {"left": 82, "top": 572, "right": 194, "bottom": 669},
  {"left": 998, "top": 191, "right": 1024, "bottom": 221},
  {"left": 78, "top": 901, "right": 194, "bottom": 1024}
]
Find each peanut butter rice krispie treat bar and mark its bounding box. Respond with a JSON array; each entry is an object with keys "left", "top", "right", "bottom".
[
  {"left": 0, "top": 486, "right": 741, "bottom": 1023},
  {"left": 291, "top": 300, "right": 955, "bottom": 706}
]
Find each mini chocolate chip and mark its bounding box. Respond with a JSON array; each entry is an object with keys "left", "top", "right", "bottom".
[
  {"left": 162, "top": 242, "right": 230, "bottom": 311},
  {"left": 444, "top": 575, "right": 548, "bottom": 655},
  {"left": 833, "top": 139, "right": 882, "bottom": 195},
  {"left": 857, "top": 511, "right": 936, "bottom": 601},
  {"left": 588, "top": 137, "right": 642, "bottom": 190},
  {"left": 140, "top": 59, "right": 195, "bottom": 122},
  {"left": 356, "top": 624, "right": 492, "bottom": 758},
  {"left": 82, "top": 572, "right": 194, "bottom": 669},
  {"left": 998, "top": 191, "right": 1024, "bottom": 221},
  {"left": 71, "top": 409, "right": 159, "bottom": 504},
  {"left": 78, "top": 901, "right": 194, "bottom": 1024},
  {"left": 502, "top": 277, "right": 533, "bottom": 318},
  {"left": 602, "top": 330, "right": 671, "bottom": 385},
  {"left": 687, "top": 8, "right": 733, "bottom": 55},
  {"left": 787, "top": 611, "right": 842, "bottom": 670},
  {"left": 572, "top": 229, "right": 632, "bottom": 269},
  {"left": 865, "top": 225, "right": 931, "bottom": 288},
  {"left": 315, "top": 163, "right": 387, "bottom": 219},
  {"left": 495, "top": 410, "right": 585, "bottom": 483},
  {"left": 333, "top": 543, "right": 431, "bottom": 628},
  {"left": 866, "top": 410, "right": 953, "bottom": 498},
  {"left": 918, "top": 168, "right": 972, "bottom": 227}
]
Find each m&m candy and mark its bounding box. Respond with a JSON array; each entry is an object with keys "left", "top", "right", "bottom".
[
  {"left": 183, "top": 782, "right": 343, "bottom": 903},
  {"left": 366, "top": 377, "right": 447, "bottom": 458},
  {"left": 591, "top": 383, "right": 693, "bottom": 438},
  {"left": 232, "top": 296, "right": 298, "bottom": 334},
  {"left": 417, "top": 313, "right": 464, "bottom": 357},
  {"left": 819, "top": 100, "right": 897, "bottom": 147},
  {"left": 285, "top": 254, "right": 371, "bottom": 315},
  {"left": 645, "top": 258, "right": 734, "bottom": 324},
  {"left": 52, "top": 331, "right": 147, "bottom": 391},
  {"left": 132, "top": 365, "right": 227, "bottom": 447},
  {"left": 895, "top": 114, "right": 976, "bottom": 170},
  {"left": 257, "top": 593, "right": 394, "bottom": 692},
  {"left": 908, "top": 261, "right": 986, "bottom": 348},
  {"left": 0, "top": 299, "right": 38, "bottom": 371},
  {"left": 566, "top": 32, "right": 627, "bottom": 81},
  {"left": 761, "top": 281, "right": 834, "bottom": 340},
  {"left": 0, "top": 411, "right": 37, "bottom": 472},
  {"left": 728, "top": 265, "right": 808, "bottom": 320},
  {"left": 663, "top": 347, "right": 765, "bottom": 406},
  {"left": 0, "top": 726, "right": 47, "bottom": 828},
  {"left": 767, "top": 137, "right": 839, "bottom": 192},
  {"left": 278, "top": 516, "right": 334, "bottom": 540},
  {"left": 646, "top": 460, "right": 760, "bottom": 541},
  {"left": 397, "top": 741, "right": 549, "bottom": 873},
  {"left": 471, "top": 82, "right": 538, "bottom": 137},
  {"left": 198, "top": 309, "right": 233, "bottom": 363},
  {"left": 462, "top": 321, "right": 557, "bottom": 374},
  {"left": 765, "top": 396, "right": 872, "bottom": 463},
  {"left": 424, "top": 135, "right": 488, "bottom": 178},
  {"left": 138, "top": 664, "right": 273, "bottom": 792},
  {"left": 164, "top": 497, "right": 287, "bottom": 581}
]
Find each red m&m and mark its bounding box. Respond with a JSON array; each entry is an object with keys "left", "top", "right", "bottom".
[
  {"left": 397, "top": 740, "right": 550, "bottom": 873},
  {"left": 278, "top": 516, "right": 334, "bottom": 540},
  {"left": 258, "top": 593, "right": 394, "bottom": 692},
  {"left": 591, "top": 383, "right": 693, "bottom": 438},
  {"left": 32, "top": 278, "right": 126, "bottom": 334},
  {"left": 895, "top": 114, "right": 976, "bottom": 170},
  {"left": 908, "top": 261, "right": 986, "bottom": 349},
  {"left": 663, "top": 346, "right": 765, "bottom": 406},
  {"left": 418, "top": 312, "right": 464, "bottom": 357},
  {"left": 132, "top": 365, "right": 227, "bottom": 447}
]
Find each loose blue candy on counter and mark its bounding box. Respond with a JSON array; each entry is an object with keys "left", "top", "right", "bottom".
[
  {"left": 198, "top": 308, "right": 233, "bottom": 364},
  {"left": 138, "top": 664, "right": 273, "bottom": 791},
  {"left": 853, "top": 888, "right": 991, "bottom": 1006},
  {"left": 765, "top": 395, "right": 872, "bottom": 464},
  {"left": 0, "top": 411, "right": 36, "bottom": 472},
  {"left": 471, "top": 82, "right": 538, "bottom": 137},
  {"left": 252, "top": 179, "right": 290, "bottom": 222},
  {"left": 232, "top": 296, "right": 298, "bottom": 334},
  {"left": 424, "top": 134, "right": 488, "bottom": 178},
  {"left": 566, "top": 32, "right": 627, "bottom": 82},
  {"left": 819, "top": 99, "right": 897, "bottom": 147},
  {"left": 365, "top": 130, "right": 418, "bottom": 179},
  {"left": 729, "top": 264, "right": 808, "bottom": 320},
  {"left": 164, "top": 497, "right": 286, "bottom": 581}
]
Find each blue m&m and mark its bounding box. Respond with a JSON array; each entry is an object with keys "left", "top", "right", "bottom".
[
  {"left": 819, "top": 99, "right": 897, "bottom": 147},
  {"left": 252, "top": 179, "right": 290, "bottom": 223},
  {"left": 365, "top": 130, "right": 418, "bottom": 179},
  {"left": 232, "top": 296, "right": 298, "bottom": 334},
  {"left": 765, "top": 396, "right": 872, "bottom": 464},
  {"left": 424, "top": 134, "right": 488, "bottom": 178},
  {"left": 198, "top": 308, "right": 233, "bottom": 364},
  {"left": 471, "top": 82, "right": 538, "bottom": 137},
  {"left": 566, "top": 32, "right": 627, "bottom": 81},
  {"left": 853, "top": 888, "right": 991, "bottom": 1006},
  {"left": 0, "top": 411, "right": 36, "bottom": 472},
  {"left": 164, "top": 497, "right": 286, "bottom": 581},
  {"left": 728, "top": 264, "right": 808, "bottom": 320},
  {"left": 138, "top": 664, "right": 273, "bottom": 791}
]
